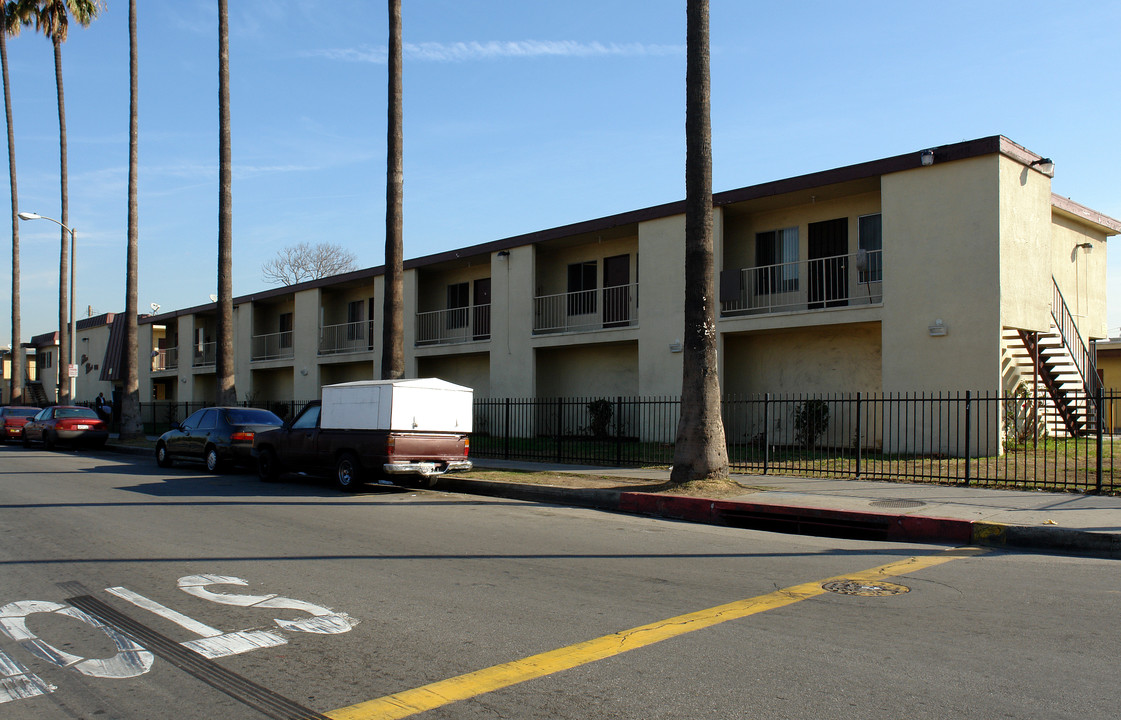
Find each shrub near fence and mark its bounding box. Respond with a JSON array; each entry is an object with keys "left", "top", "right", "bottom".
[{"left": 471, "top": 392, "right": 1120, "bottom": 494}]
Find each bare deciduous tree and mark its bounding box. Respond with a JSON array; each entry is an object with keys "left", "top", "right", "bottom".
[{"left": 261, "top": 241, "right": 358, "bottom": 286}]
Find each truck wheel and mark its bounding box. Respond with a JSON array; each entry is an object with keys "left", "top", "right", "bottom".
[
  {"left": 156, "top": 443, "right": 173, "bottom": 468},
  {"left": 258, "top": 448, "right": 279, "bottom": 482},
  {"left": 334, "top": 452, "right": 363, "bottom": 492}
]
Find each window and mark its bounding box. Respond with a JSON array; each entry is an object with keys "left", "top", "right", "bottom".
[
  {"left": 755, "top": 227, "right": 799, "bottom": 293},
  {"left": 279, "top": 313, "right": 293, "bottom": 349},
  {"left": 292, "top": 405, "right": 320, "bottom": 430},
  {"left": 858, "top": 213, "right": 882, "bottom": 283},
  {"left": 41, "top": 351, "right": 52, "bottom": 369},
  {"left": 567, "top": 261, "right": 597, "bottom": 315},
  {"left": 446, "top": 283, "right": 469, "bottom": 329},
  {"left": 346, "top": 300, "right": 364, "bottom": 341}
]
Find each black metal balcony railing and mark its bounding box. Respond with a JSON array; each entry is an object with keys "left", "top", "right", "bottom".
[{"left": 192, "top": 342, "right": 215, "bottom": 367}]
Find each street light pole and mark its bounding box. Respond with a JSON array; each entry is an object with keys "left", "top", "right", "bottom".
[{"left": 17, "top": 211, "right": 77, "bottom": 403}]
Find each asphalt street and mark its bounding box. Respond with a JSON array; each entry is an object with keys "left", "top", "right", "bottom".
[{"left": 1, "top": 444, "right": 1119, "bottom": 719}]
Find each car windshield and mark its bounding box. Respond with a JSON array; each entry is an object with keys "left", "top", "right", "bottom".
[
  {"left": 225, "top": 408, "right": 282, "bottom": 426},
  {"left": 57, "top": 407, "right": 99, "bottom": 419}
]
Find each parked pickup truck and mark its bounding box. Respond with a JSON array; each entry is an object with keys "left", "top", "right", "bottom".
[{"left": 252, "top": 378, "right": 473, "bottom": 491}]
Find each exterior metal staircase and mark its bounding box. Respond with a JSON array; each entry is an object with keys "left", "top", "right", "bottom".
[
  {"left": 24, "top": 381, "right": 50, "bottom": 407},
  {"left": 1002, "top": 279, "right": 1100, "bottom": 437}
]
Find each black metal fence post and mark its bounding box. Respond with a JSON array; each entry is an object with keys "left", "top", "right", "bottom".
[
  {"left": 855, "top": 392, "right": 862, "bottom": 479},
  {"left": 763, "top": 393, "right": 770, "bottom": 476},
  {"left": 615, "top": 396, "right": 623, "bottom": 466},
  {"left": 555, "top": 397, "right": 563, "bottom": 463},
  {"left": 504, "top": 397, "right": 511, "bottom": 460},
  {"left": 964, "top": 391, "right": 972, "bottom": 486},
  {"left": 1097, "top": 387, "right": 1104, "bottom": 494}
]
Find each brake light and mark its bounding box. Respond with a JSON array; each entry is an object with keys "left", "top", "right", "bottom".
[
  {"left": 464, "top": 437, "right": 470, "bottom": 457},
  {"left": 386, "top": 436, "right": 395, "bottom": 459},
  {"left": 230, "top": 431, "right": 254, "bottom": 442}
]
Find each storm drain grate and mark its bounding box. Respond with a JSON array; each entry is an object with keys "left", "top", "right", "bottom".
[
  {"left": 869, "top": 499, "right": 927, "bottom": 509},
  {"left": 822, "top": 580, "right": 910, "bottom": 596}
]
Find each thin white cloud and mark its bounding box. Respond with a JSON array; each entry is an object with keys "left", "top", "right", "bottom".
[{"left": 308, "top": 40, "right": 684, "bottom": 64}]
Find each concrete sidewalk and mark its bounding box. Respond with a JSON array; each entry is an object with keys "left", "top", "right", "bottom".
[
  {"left": 106, "top": 442, "right": 1121, "bottom": 559},
  {"left": 447, "top": 459, "right": 1121, "bottom": 559}
]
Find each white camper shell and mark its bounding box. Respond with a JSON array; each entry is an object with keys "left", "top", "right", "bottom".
[{"left": 320, "top": 378, "right": 473, "bottom": 433}]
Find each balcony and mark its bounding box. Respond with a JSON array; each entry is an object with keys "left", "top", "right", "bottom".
[
  {"left": 534, "top": 283, "right": 637, "bottom": 335},
  {"left": 320, "top": 321, "right": 370, "bottom": 356},
  {"left": 193, "top": 342, "right": 215, "bottom": 368},
  {"left": 152, "top": 347, "right": 178, "bottom": 372},
  {"left": 416, "top": 305, "right": 491, "bottom": 347},
  {"left": 720, "top": 250, "right": 881, "bottom": 317},
  {"left": 251, "top": 331, "right": 295, "bottom": 362}
]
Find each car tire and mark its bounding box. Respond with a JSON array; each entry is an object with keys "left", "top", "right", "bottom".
[
  {"left": 334, "top": 451, "right": 363, "bottom": 492},
  {"left": 257, "top": 448, "right": 279, "bottom": 482},
  {"left": 205, "top": 446, "right": 223, "bottom": 473},
  {"left": 156, "top": 443, "right": 173, "bottom": 468},
  {"left": 21, "top": 430, "right": 30, "bottom": 448},
  {"left": 43, "top": 431, "right": 56, "bottom": 451}
]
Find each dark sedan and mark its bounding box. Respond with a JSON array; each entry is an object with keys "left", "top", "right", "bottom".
[
  {"left": 21, "top": 406, "right": 109, "bottom": 449},
  {"left": 156, "top": 406, "right": 283, "bottom": 472},
  {"left": 1, "top": 406, "right": 40, "bottom": 443}
]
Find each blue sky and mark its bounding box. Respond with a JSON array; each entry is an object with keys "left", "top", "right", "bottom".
[{"left": 3, "top": 0, "right": 1120, "bottom": 347}]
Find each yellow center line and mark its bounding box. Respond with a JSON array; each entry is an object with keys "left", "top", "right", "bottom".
[{"left": 325, "top": 546, "right": 986, "bottom": 720}]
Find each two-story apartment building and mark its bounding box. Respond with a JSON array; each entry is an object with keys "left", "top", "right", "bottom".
[{"left": 117, "top": 136, "right": 1114, "bottom": 448}]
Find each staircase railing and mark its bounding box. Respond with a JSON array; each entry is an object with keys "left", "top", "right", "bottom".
[{"left": 1052, "top": 277, "right": 1101, "bottom": 415}]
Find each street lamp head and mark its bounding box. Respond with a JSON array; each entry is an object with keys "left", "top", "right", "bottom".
[{"left": 17, "top": 212, "right": 41, "bottom": 220}]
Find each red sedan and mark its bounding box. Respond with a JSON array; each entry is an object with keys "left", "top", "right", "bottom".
[
  {"left": 21, "top": 405, "right": 109, "bottom": 450},
  {"left": 0, "top": 406, "right": 40, "bottom": 443}
]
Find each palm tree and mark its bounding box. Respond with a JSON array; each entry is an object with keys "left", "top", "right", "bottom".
[
  {"left": 671, "top": 0, "right": 729, "bottom": 484},
  {"left": 2, "top": 3, "right": 24, "bottom": 405},
  {"left": 118, "top": 0, "right": 141, "bottom": 438},
  {"left": 215, "top": 0, "right": 236, "bottom": 405},
  {"left": 20, "top": 0, "right": 102, "bottom": 404},
  {"left": 381, "top": 0, "right": 404, "bottom": 380}
]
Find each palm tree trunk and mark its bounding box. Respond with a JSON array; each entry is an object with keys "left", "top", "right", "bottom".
[
  {"left": 381, "top": 0, "right": 404, "bottom": 380},
  {"left": 1, "top": 23, "right": 23, "bottom": 405},
  {"left": 671, "top": 0, "right": 728, "bottom": 483},
  {"left": 119, "top": 0, "right": 141, "bottom": 437},
  {"left": 215, "top": 0, "right": 236, "bottom": 405},
  {"left": 53, "top": 36, "right": 70, "bottom": 404}
]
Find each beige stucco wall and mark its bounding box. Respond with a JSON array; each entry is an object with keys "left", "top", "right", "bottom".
[
  {"left": 636, "top": 214, "right": 687, "bottom": 396},
  {"left": 417, "top": 352, "right": 490, "bottom": 396},
  {"left": 881, "top": 155, "right": 1002, "bottom": 394},
  {"left": 722, "top": 322, "right": 882, "bottom": 396},
  {"left": 1050, "top": 214, "right": 1108, "bottom": 340},
  {"left": 997, "top": 156, "right": 1052, "bottom": 332},
  {"left": 533, "top": 236, "right": 638, "bottom": 297},
  {"left": 74, "top": 321, "right": 114, "bottom": 403},
  {"left": 535, "top": 342, "right": 638, "bottom": 398},
  {"left": 489, "top": 246, "right": 535, "bottom": 397},
  {"left": 1098, "top": 345, "right": 1121, "bottom": 432},
  {"left": 415, "top": 262, "right": 491, "bottom": 313}
]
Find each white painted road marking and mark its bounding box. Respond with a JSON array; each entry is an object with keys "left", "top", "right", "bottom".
[
  {"left": 178, "top": 574, "right": 358, "bottom": 634},
  {"left": 0, "top": 647, "right": 56, "bottom": 704}
]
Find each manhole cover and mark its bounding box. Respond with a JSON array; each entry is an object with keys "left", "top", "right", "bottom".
[
  {"left": 822, "top": 580, "right": 910, "bottom": 596},
  {"left": 869, "top": 499, "right": 926, "bottom": 509}
]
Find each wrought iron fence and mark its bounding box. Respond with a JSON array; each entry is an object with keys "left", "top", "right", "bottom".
[
  {"left": 471, "top": 391, "right": 1120, "bottom": 493},
  {"left": 128, "top": 400, "right": 313, "bottom": 436}
]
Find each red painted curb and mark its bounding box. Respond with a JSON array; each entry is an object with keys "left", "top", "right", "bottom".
[{"left": 619, "top": 492, "right": 974, "bottom": 544}]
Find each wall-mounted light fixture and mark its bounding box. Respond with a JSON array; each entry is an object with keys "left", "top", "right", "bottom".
[
  {"left": 669, "top": 339, "right": 683, "bottom": 353},
  {"left": 928, "top": 319, "right": 948, "bottom": 337},
  {"left": 299, "top": 367, "right": 309, "bottom": 376},
  {"left": 1077, "top": 242, "right": 1093, "bottom": 253},
  {"left": 920, "top": 149, "right": 934, "bottom": 166},
  {"left": 496, "top": 250, "right": 510, "bottom": 257},
  {"left": 1029, "top": 157, "right": 1055, "bottom": 177}
]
